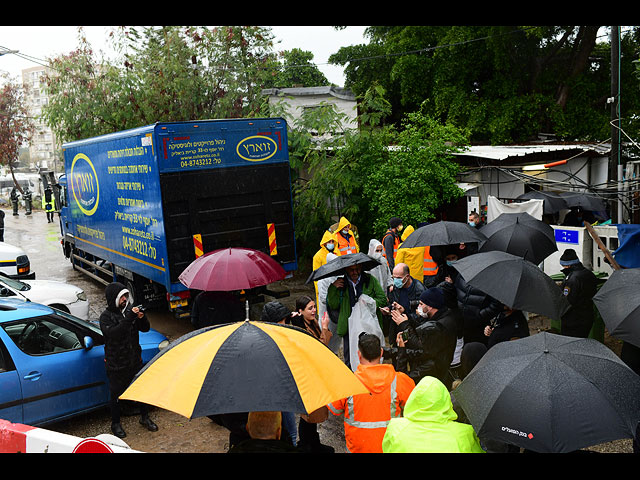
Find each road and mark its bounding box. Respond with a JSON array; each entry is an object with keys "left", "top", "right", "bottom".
[{"left": 2, "top": 207, "right": 347, "bottom": 453}]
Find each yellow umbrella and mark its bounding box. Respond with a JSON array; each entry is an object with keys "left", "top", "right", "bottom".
[{"left": 120, "top": 320, "right": 368, "bottom": 418}]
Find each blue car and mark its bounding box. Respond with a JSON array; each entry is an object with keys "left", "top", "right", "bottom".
[{"left": 0, "top": 298, "right": 169, "bottom": 427}]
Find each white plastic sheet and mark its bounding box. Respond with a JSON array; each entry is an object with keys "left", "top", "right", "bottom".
[{"left": 347, "top": 294, "right": 385, "bottom": 371}]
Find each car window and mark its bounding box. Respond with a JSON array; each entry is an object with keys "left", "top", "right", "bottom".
[
  {"left": 2, "top": 315, "right": 84, "bottom": 356},
  {"left": 0, "top": 340, "right": 15, "bottom": 372}
]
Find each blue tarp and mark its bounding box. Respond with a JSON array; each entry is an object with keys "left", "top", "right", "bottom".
[{"left": 613, "top": 224, "right": 640, "bottom": 268}]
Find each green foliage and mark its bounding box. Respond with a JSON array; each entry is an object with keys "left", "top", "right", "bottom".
[
  {"left": 265, "top": 48, "right": 329, "bottom": 87},
  {"left": 333, "top": 25, "right": 640, "bottom": 144},
  {"left": 42, "top": 26, "right": 280, "bottom": 143},
  {"left": 281, "top": 84, "right": 467, "bottom": 261}
]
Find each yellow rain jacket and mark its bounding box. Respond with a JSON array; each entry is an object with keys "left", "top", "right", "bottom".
[
  {"left": 382, "top": 376, "right": 485, "bottom": 453},
  {"left": 395, "top": 226, "right": 438, "bottom": 282},
  {"left": 335, "top": 216, "right": 359, "bottom": 255},
  {"left": 313, "top": 230, "right": 338, "bottom": 304}
]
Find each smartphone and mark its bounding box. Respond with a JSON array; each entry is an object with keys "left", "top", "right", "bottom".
[
  {"left": 402, "top": 330, "right": 409, "bottom": 342},
  {"left": 134, "top": 304, "right": 145, "bottom": 312}
]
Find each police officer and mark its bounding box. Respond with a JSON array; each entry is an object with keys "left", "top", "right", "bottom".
[{"left": 559, "top": 249, "right": 598, "bottom": 338}]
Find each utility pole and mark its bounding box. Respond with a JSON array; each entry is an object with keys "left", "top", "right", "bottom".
[{"left": 609, "top": 26, "right": 621, "bottom": 223}]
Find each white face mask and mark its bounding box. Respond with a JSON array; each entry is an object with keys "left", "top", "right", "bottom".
[
  {"left": 417, "top": 305, "right": 429, "bottom": 318},
  {"left": 342, "top": 228, "right": 349, "bottom": 235}
]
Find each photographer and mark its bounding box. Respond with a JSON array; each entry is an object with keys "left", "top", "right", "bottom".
[
  {"left": 389, "top": 288, "right": 460, "bottom": 389},
  {"left": 380, "top": 263, "right": 425, "bottom": 351},
  {"left": 99, "top": 282, "right": 158, "bottom": 439}
]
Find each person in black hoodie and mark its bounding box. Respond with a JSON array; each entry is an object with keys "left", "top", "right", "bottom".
[{"left": 99, "top": 282, "right": 158, "bottom": 438}]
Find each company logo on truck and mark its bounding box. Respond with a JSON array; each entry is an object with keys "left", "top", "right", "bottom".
[
  {"left": 236, "top": 135, "right": 278, "bottom": 162},
  {"left": 70, "top": 153, "right": 100, "bottom": 216}
]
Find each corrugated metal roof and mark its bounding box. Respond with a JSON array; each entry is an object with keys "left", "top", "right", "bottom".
[{"left": 457, "top": 144, "right": 610, "bottom": 161}]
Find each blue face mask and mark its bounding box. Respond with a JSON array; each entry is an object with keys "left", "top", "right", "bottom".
[
  {"left": 468, "top": 221, "right": 476, "bottom": 227},
  {"left": 393, "top": 277, "right": 404, "bottom": 289},
  {"left": 446, "top": 260, "right": 454, "bottom": 266},
  {"left": 326, "top": 243, "right": 334, "bottom": 251}
]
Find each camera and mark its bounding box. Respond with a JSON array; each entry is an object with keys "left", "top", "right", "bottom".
[{"left": 134, "top": 304, "right": 145, "bottom": 312}]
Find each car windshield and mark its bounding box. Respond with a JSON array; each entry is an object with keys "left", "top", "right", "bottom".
[
  {"left": 52, "top": 306, "right": 102, "bottom": 335},
  {"left": 0, "top": 274, "right": 29, "bottom": 291}
]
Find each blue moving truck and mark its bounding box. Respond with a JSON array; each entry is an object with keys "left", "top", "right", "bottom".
[{"left": 58, "top": 118, "right": 297, "bottom": 315}]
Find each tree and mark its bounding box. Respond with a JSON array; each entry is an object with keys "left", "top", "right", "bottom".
[
  {"left": 0, "top": 73, "right": 34, "bottom": 193},
  {"left": 42, "top": 26, "right": 280, "bottom": 143},
  {"left": 331, "top": 26, "right": 640, "bottom": 144},
  {"left": 266, "top": 48, "right": 329, "bottom": 88},
  {"left": 279, "top": 83, "right": 466, "bottom": 261}
]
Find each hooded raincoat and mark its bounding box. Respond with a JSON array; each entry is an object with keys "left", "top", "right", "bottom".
[
  {"left": 313, "top": 230, "right": 339, "bottom": 308},
  {"left": 328, "top": 363, "right": 414, "bottom": 453},
  {"left": 335, "top": 216, "right": 359, "bottom": 255},
  {"left": 367, "top": 239, "right": 392, "bottom": 291},
  {"left": 382, "top": 376, "right": 485, "bottom": 453}
]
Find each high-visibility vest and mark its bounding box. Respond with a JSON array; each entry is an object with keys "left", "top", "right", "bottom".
[
  {"left": 423, "top": 246, "right": 438, "bottom": 277},
  {"left": 337, "top": 231, "right": 358, "bottom": 255},
  {"left": 381, "top": 231, "right": 400, "bottom": 263},
  {"left": 328, "top": 364, "right": 414, "bottom": 453}
]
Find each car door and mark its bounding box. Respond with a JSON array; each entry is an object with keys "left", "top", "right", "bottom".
[
  {"left": 2, "top": 314, "right": 109, "bottom": 426},
  {"left": 0, "top": 335, "right": 23, "bottom": 423}
]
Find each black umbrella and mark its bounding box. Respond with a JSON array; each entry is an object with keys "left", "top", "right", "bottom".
[
  {"left": 479, "top": 213, "right": 557, "bottom": 264},
  {"left": 516, "top": 191, "right": 568, "bottom": 214},
  {"left": 452, "top": 251, "right": 570, "bottom": 320},
  {"left": 398, "top": 221, "right": 487, "bottom": 249},
  {"left": 305, "top": 252, "right": 381, "bottom": 284},
  {"left": 559, "top": 192, "right": 607, "bottom": 212},
  {"left": 452, "top": 332, "right": 640, "bottom": 453},
  {"left": 593, "top": 268, "right": 640, "bottom": 348}
]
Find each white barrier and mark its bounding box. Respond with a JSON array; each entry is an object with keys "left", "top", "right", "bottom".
[{"left": 0, "top": 419, "right": 140, "bottom": 453}]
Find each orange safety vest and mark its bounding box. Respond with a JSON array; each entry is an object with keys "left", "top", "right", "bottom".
[
  {"left": 381, "top": 231, "right": 400, "bottom": 263},
  {"left": 337, "top": 231, "right": 358, "bottom": 255},
  {"left": 423, "top": 246, "right": 438, "bottom": 277},
  {"left": 328, "top": 364, "right": 414, "bottom": 453}
]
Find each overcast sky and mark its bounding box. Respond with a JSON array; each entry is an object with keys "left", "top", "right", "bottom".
[{"left": 0, "top": 25, "right": 369, "bottom": 87}]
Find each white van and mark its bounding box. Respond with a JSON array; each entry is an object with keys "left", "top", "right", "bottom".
[{"left": 0, "top": 241, "right": 34, "bottom": 279}]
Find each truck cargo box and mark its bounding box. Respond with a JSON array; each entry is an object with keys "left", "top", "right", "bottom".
[{"left": 59, "top": 118, "right": 296, "bottom": 309}]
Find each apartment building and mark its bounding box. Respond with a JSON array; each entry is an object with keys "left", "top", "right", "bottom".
[{"left": 21, "top": 66, "right": 58, "bottom": 172}]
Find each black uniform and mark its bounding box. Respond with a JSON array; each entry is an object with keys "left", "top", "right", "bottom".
[{"left": 560, "top": 263, "right": 598, "bottom": 338}]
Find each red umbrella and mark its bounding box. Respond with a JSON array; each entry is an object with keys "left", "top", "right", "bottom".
[{"left": 178, "top": 247, "right": 287, "bottom": 291}]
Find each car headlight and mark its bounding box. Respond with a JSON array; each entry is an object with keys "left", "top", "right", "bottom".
[
  {"left": 158, "top": 340, "right": 170, "bottom": 350},
  {"left": 77, "top": 291, "right": 87, "bottom": 301}
]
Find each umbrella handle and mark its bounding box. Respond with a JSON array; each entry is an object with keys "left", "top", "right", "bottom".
[{"left": 246, "top": 300, "right": 250, "bottom": 321}]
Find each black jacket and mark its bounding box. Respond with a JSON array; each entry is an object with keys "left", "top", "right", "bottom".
[
  {"left": 394, "top": 306, "right": 461, "bottom": 386},
  {"left": 560, "top": 263, "right": 598, "bottom": 338},
  {"left": 451, "top": 273, "right": 503, "bottom": 345},
  {"left": 99, "top": 282, "right": 150, "bottom": 371}
]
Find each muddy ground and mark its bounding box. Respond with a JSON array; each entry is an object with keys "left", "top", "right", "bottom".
[{"left": 2, "top": 208, "right": 634, "bottom": 453}]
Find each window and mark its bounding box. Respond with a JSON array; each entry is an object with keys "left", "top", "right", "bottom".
[{"left": 2, "top": 316, "right": 84, "bottom": 356}]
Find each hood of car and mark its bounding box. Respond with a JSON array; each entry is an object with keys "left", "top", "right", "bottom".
[
  {"left": 19, "top": 279, "right": 84, "bottom": 302},
  {"left": 0, "top": 242, "right": 26, "bottom": 257}
]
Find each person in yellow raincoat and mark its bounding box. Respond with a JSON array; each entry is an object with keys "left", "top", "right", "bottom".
[
  {"left": 395, "top": 226, "right": 439, "bottom": 285},
  {"left": 312, "top": 230, "right": 338, "bottom": 310},
  {"left": 335, "top": 216, "right": 359, "bottom": 255}
]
